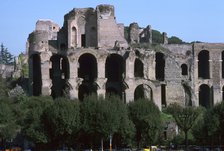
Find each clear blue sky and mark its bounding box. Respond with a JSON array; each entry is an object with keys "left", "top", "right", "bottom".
[{"left": 1, "top": 0, "right": 224, "bottom": 56}]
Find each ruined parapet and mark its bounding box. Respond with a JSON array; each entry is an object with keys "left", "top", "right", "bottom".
[
  {"left": 65, "top": 7, "right": 97, "bottom": 48},
  {"left": 139, "top": 25, "right": 152, "bottom": 44},
  {"left": 163, "top": 32, "right": 168, "bottom": 44},
  {"left": 129, "top": 22, "right": 140, "bottom": 44},
  {"left": 96, "top": 4, "right": 128, "bottom": 49},
  {"left": 28, "top": 30, "right": 49, "bottom": 54},
  {"left": 36, "top": 20, "right": 60, "bottom": 40}
]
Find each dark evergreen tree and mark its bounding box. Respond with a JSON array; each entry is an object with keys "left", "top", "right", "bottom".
[{"left": 0, "top": 43, "right": 14, "bottom": 65}]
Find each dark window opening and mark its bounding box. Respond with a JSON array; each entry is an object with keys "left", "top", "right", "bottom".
[
  {"left": 105, "top": 54, "right": 125, "bottom": 100},
  {"left": 72, "top": 27, "right": 77, "bottom": 47},
  {"left": 134, "top": 58, "right": 144, "bottom": 78},
  {"left": 78, "top": 53, "right": 97, "bottom": 101},
  {"left": 78, "top": 53, "right": 97, "bottom": 83},
  {"left": 222, "top": 86, "right": 224, "bottom": 101},
  {"left": 156, "top": 52, "right": 165, "bottom": 81},
  {"left": 32, "top": 54, "right": 42, "bottom": 96},
  {"left": 198, "top": 50, "right": 210, "bottom": 79},
  {"left": 50, "top": 55, "right": 70, "bottom": 99},
  {"left": 161, "top": 84, "right": 166, "bottom": 107},
  {"left": 106, "top": 54, "right": 124, "bottom": 82},
  {"left": 222, "top": 51, "right": 224, "bottom": 78},
  {"left": 199, "top": 84, "right": 212, "bottom": 108},
  {"left": 181, "top": 64, "right": 188, "bottom": 75},
  {"left": 134, "top": 85, "right": 145, "bottom": 101},
  {"left": 81, "top": 34, "right": 86, "bottom": 47}
]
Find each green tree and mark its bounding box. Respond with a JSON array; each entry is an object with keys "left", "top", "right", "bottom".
[
  {"left": 80, "top": 94, "right": 131, "bottom": 149},
  {"left": 42, "top": 98, "right": 80, "bottom": 149},
  {"left": 0, "top": 98, "right": 20, "bottom": 151},
  {"left": 152, "top": 30, "right": 163, "bottom": 44},
  {"left": 21, "top": 96, "right": 53, "bottom": 148},
  {"left": 0, "top": 43, "right": 14, "bottom": 65},
  {"left": 128, "top": 98, "right": 162, "bottom": 147},
  {"left": 166, "top": 103, "right": 201, "bottom": 149},
  {"left": 0, "top": 76, "right": 8, "bottom": 97},
  {"left": 168, "top": 36, "right": 183, "bottom": 44},
  {"left": 193, "top": 102, "right": 224, "bottom": 146},
  {"left": 114, "top": 100, "right": 135, "bottom": 148}
]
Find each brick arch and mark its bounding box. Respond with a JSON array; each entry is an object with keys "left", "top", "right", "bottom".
[
  {"left": 134, "top": 84, "right": 153, "bottom": 101},
  {"left": 78, "top": 53, "right": 97, "bottom": 82}
]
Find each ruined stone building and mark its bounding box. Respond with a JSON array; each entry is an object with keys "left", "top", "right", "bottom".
[{"left": 27, "top": 4, "right": 224, "bottom": 109}]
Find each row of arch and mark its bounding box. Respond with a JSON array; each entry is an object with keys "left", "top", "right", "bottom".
[{"left": 31, "top": 52, "right": 161, "bottom": 100}]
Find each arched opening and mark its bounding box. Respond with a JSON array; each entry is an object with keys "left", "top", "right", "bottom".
[
  {"left": 50, "top": 55, "right": 70, "bottom": 98},
  {"left": 199, "top": 84, "right": 212, "bottom": 108},
  {"left": 78, "top": 53, "right": 97, "bottom": 82},
  {"left": 156, "top": 52, "right": 165, "bottom": 81},
  {"left": 78, "top": 53, "right": 97, "bottom": 100},
  {"left": 222, "top": 51, "right": 224, "bottom": 78},
  {"left": 198, "top": 50, "right": 210, "bottom": 79},
  {"left": 134, "top": 84, "right": 153, "bottom": 101},
  {"left": 32, "top": 54, "right": 42, "bottom": 96},
  {"left": 106, "top": 54, "right": 124, "bottom": 82},
  {"left": 72, "top": 26, "right": 77, "bottom": 47},
  {"left": 105, "top": 54, "right": 125, "bottom": 98},
  {"left": 181, "top": 64, "right": 188, "bottom": 75},
  {"left": 134, "top": 58, "right": 144, "bottom": 78}
]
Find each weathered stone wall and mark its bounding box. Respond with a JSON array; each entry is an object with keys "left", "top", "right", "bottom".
[
  {"left": 96, "top": 5, "right": 128, "bottom": 49},
  {"left": 27, "top": 4, "right": 224, "bottom": 110}
]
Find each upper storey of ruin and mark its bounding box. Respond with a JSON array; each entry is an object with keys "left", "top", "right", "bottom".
[{"left": 28, "top": 4, "right": 129, "bottom": 53}]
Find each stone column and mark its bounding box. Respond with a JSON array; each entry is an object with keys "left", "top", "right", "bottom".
[
  {"left": 213, "top": 86, "right": 220, "bottom": 105},
  {"left": 126, "top": 51, "right": 135, "bottom": 79},
  {"left": 40, "top": 52, "right": 52, "bottom": 95},
  {"left": 96, "top": 54, "right": 107, "bottom": 97},
  {"left": 68, "top": 54, "right": 80, "bottom": 99},
  {"left": 125, "top": 79, "right": 136, "bottom": 103},
  {"left": 153, "top": 85, "right": 162, "bottom": 110}
]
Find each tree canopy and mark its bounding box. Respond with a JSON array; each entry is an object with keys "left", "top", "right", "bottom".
[{"left": 128, "top": 98, "right": 162, "bottom": 147}]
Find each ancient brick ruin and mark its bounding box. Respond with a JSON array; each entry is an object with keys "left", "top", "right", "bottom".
[{"left": 27, "top": 4, "right": 224, "bottom": 109}]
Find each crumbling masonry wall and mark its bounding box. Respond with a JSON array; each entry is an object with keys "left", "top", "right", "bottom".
[{"left": 28, "top": 4, "right": 224, "bottom": 110}]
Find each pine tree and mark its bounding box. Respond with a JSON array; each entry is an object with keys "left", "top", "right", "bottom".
[{"left": 0, "top": 43, "right": 14, "bottom": 65}]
